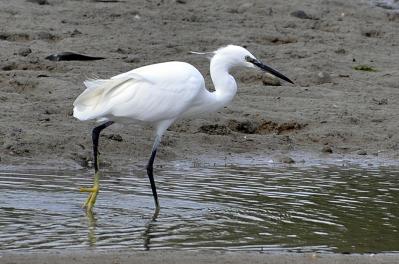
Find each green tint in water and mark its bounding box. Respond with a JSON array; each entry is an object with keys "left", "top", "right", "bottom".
[{"left": 0, "top": 165, "right": 398, "bottom": 252}]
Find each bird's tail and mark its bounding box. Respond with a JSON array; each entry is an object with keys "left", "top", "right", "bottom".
[{"left": 73, "top": 78, "right": 131, "bottom": 121}]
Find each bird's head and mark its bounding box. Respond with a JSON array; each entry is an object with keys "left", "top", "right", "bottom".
[{"left": 212, "top": 45, "right": 294, "bottom": 84}]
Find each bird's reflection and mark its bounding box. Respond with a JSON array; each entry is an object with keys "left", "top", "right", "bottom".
[
  {"left": 143, "top": 207, "right": 160, "bottom": 250},
  {"left": 84, "top": 207, "right": 160, "bottom": 249},
  {"left": 85, "top": 210, "right": 97, "bottom": 247}
]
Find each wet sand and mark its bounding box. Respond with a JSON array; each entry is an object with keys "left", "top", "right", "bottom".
[
  {"left": 1, "top": 251, "right": 399, "bottom": 264},
  {"left": 0, "top": 0, "right": 398, "bottom": 169}
]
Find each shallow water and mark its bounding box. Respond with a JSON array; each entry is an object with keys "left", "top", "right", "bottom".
[{"left": 0, "top": 164, "right": 398, "bottom": 253}]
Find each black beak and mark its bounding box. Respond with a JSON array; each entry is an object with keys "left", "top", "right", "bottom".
[{"left": 246, "top": 56, "right": 294, "bottom": 84}]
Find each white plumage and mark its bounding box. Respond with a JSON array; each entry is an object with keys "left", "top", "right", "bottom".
[
  {"left": 74, "top": 45, "right": 293, "bottom": 212},
  {"left": 74, "top": 62, "right": 204, "bottom": 126}
]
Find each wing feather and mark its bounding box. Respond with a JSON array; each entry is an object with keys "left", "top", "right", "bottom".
[
  {"left": 73, "top": 63, "right": 204, "bottom": 123},
  {"left": 73, "top": 77, "right": 139, "bottom": 120}
]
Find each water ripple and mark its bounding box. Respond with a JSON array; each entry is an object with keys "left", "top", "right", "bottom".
[{"left": 0, "top": 165, "right": 398, "bottom": 252}]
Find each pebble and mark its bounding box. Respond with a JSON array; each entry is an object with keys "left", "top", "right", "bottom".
[
  {"left": 372, "top": 98, "right": 388, "bottom": 105},
  {"left": 70, "top": 29, "right": 82, "bottom": 37},
  {"left": 361, "top": 29, "right": 382, "bottom": 38},
  {"left": 321, "top": 146, "right": 333, "bottom": 153},
  {"left": 298, "top": 71, "right": 331, "bottom": 86},
  {"left": 237, "top": 3, "right": 253, "bottom": 13},
  {"left": 124, "top": 55, "right": 141, "bottom": 64},
  {"left": 262, "top": 74, "right": 281, "bottom": 86},
  {"left": 71, "top": 151, "right": 92, "bottom": 168},
  {"left": 36, "top": 31, "right": 55, "bottom": 40},
  {"left": 357, "top": 150, "right": 367, "bottom": 155},
  {"left": 2, "top": 62, "right": 16, "bottom": 71},
  {"left": 17, "top": 47, "right": 32, "bottom": 57},
  {"left": 335, "top": 48, "right": 346, "bottom": 54},
  {"left": 283, "top": 21, "right": 297, "bottom": 29},
  {"left": 228, "top": 120, "right": 257, "bottom": 134},
  {"left": 290, "top": 10, "right": 313, "bottom": 20},
  {"left": 387, "top": 12, "right": 399, "bottom": 22},
  {"left": 105, "top": 134, "right": 123, "bottom": 142},
  {"left": 273, "top": 154, "right": 295, "bottom": 164},
  {"left": 27, "top": 0, "right": 49, "bottom": 5},
  {"left": 316, "top": 71, "right": 332, "bottom": 84}
]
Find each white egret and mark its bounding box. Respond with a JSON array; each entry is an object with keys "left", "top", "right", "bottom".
[{"left": 73, "top": 45, "right": 293, "bottom": 212}]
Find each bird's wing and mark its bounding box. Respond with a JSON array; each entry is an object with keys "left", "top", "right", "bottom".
[
  {"left": 73, "top": 66, "right": 203, "bottom": 123},
  {"left": 73, "top": 77, "right": 140, "bottom": 120}
]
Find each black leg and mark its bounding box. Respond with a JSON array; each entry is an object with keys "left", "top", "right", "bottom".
[
  {"left": 92, "top": 121, "right": 114, "bottom": 173},
  {"left": 146, "top": 148, "right": 159, "bottom": 208},
  {"left": 81, "top": 121, "right": 114, "bottom": 211}
]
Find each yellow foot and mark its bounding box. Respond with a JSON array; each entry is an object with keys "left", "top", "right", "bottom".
[
  {"left": 80, "top": 171, "right": 101, "bottom": 211},
  {"left": 80, "top": 186, "right": 99, "bottom": 211}
]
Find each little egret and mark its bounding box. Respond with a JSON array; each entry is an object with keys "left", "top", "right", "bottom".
[{"left": 73, "top": 45, "right": 293, "bottom": 212}]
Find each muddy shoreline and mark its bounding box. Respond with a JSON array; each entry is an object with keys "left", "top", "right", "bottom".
[
  {"left": 1, "top": 251, "right": 398, "bottom": 264},
  {"left": 1, "top": 0, "right": 399, "bottom": 170}
]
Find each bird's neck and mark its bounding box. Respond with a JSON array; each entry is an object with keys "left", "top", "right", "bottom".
[{"left": 209, "top": 55, "right": 237, "bottom": 108}]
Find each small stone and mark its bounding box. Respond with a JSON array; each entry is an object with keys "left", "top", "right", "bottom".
[
  {"left": 335, "top": 48, "right": 346, "bottom": 54},
  {"left": 316, "top": 71, "right": 331, "bottom": 84},
  {"left": 348, "top": 117, "right": 359, "bottom": 124},
  {"left": 372, "top": 98, "right": 388, "bottom": 105},
  {"left": 283, "top": 21, "right": 297, "bottom": 28},
  {"left": 36, "top": 31, "right": 57, "bottom": 41},
  {"left": 361, "top": 29, "right": 382, "bottom": 38},
  {"left": 291, "top": 10, "right": 313, "bottom": 19},
  {"left": 237, "top": 3, "right": 253, "bottom": 13},
  {"left": 228, "top": 120, "right": 257, "bottom": 134},
  {"left": 299, "top": 71, "right": 332, "bottom": 86},
  {"left": 2, "top": 62, "right": 16, "bottom": 71},
  {"left": 38, "top": 116, "right": 50, "bottom": 122},
  {"left": 123, "top": 55, "right": 141, "bottom": 63},
  {"left": 18, "top": 47, "right": 32, "bottom": 57},
  {"left": 107, "top": 134, "right": 123, "bottom": 142},
  {"left": 71, "top": 151, "right": 92, "bottom": 168},
  {"left": 273, "top": 154, "right": 295, "bottom": 164},
  {"left": 70, "top": 29, "right": 82, "bottom": 37},
  {"left": 387, "top": 12, "right": 399, "bottom": 21},
  {"left": 116, "top": 48, "right": 130, "bottom": 54},
  {"left": 322, "top": 146, "right": 333, "bottom": 153},
  {"left": 27, "top": 0, "right": 49, "bottom": 5},
  {"left": 262, "top": 74, "right": 281, "bottom": 86},
  {"left": 357, "top": 150, "right": 367, "bottom": 155},
  {"left": 29, "top": 56, "right": 39, "bottom": 64}
]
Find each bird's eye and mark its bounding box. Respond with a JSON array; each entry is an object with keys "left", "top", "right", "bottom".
[{"left": 244, "top": 55, "right": 251, "bottom": 62}]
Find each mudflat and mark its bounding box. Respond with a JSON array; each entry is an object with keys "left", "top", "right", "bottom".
[{"left": 0, "top": 0, "right": 398, "bottom": 167}]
